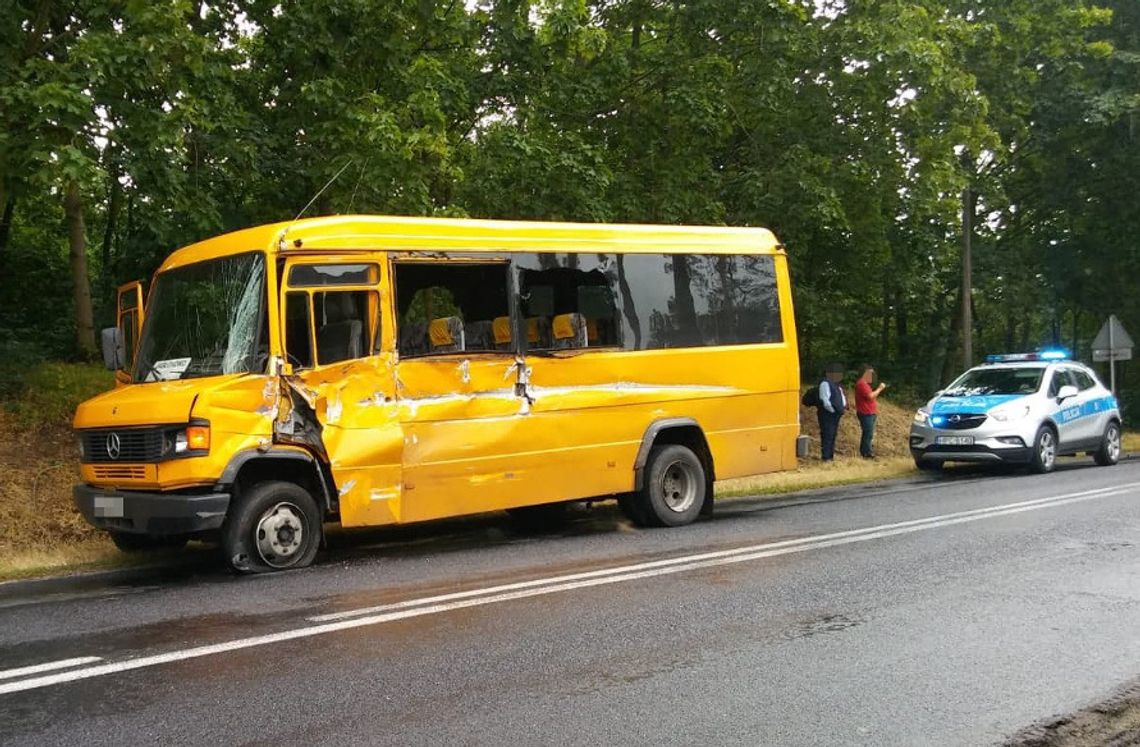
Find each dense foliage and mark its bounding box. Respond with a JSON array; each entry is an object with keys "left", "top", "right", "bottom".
[{"left": 2, "top": 0, "right": 1138, "bottom": 406}]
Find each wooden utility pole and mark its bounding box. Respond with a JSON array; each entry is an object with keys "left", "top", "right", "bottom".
[{"left": 961, "top": 164, "right": 975, "bottom": 369}]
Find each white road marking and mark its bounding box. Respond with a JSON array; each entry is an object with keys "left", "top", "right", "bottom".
[
  {"left": 308, "top": 482, "right": 1138, "bottom": 623},
  {"left": 0, "top": 657, "right": 103, "bottom": 681},
  {"left": 1, "top": 482, "right": 1136, "bottom": 696}
]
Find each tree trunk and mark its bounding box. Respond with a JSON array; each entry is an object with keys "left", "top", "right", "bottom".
[
  {"left": 961, "top": 183, "right": 976, "bottom": 369},
  {"left": 879, "top": 280, "right": 891, "bottom": 364},
  {"left": 101, "top": 165, "right": 123, "bottom": 294},
  {"left": 941, "top": 286, "right": 963, "bottom": 385},
  {"left": 0, "top": 184, "right": 13, "bottom": 262},
  {"left": 65, "top": 180, "right": 97, "bottom": 358}
]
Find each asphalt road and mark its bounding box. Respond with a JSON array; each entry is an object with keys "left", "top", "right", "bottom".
[{"left": 2, "top": 459, "right": 1140, "bottom": 746}]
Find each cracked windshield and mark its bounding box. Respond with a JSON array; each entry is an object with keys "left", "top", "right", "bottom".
[{"left": 133, "top": 252, "right": 266, "bottom": 381}]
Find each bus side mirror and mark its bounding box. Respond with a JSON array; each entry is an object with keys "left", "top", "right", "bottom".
[
  {"left": 1056, "top": 384, "right": 1078, "bottom": 402},
  {"left": 101, "top": 327, "right": 125, "bottom": 371}
]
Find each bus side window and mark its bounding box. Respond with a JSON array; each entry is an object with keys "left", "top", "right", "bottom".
[
  {"left": 393, "top": 263, "right": 511, "bottom": 357},
  {"left": 284, "top": 292, "right": 314, "bottom": 369},
  {"left": 516, "top": 263, "right": 620, "bottom": 350},
  {"left": 313, "top": 291, "right": 373, "bottom": 365}
]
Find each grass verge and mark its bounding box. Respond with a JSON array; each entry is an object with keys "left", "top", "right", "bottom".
[
  {"left": 1124, "top": 430, "right": 1140, "bottom": 453},
  {"left": 717, "top": 457, "right": 919, "bottom": 498}
]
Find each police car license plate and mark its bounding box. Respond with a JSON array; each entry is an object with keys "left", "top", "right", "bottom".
[
  {"left": 93, "top": 495, "right": 124, "bottom": 518},
  {"left": 936, "top": 435, "right": 974, "bottom": 446}
]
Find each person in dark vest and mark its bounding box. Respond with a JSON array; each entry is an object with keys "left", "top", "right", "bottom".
[{"left": 817, "top": 362, "right": 847, "bottom": 461}]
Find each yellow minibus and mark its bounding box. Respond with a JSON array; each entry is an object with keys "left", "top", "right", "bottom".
[{"left": 73, "top": 215, "right": 801, "bottom": 572}]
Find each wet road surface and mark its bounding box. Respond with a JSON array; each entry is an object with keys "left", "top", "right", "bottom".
[{"left": 2, "top": 460, "right": 1140, "bottom": 745}]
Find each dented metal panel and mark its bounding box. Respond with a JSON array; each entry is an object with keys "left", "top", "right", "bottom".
[{"left": 75, "top": 216, "right": 800, "bottom": 534}]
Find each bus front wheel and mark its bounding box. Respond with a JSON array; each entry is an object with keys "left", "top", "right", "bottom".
[
  {"left": 630, "top": 444, "right": 706, "bottom": 528},
  {"left": 222, "top": 481, "right": 321, "bottom": 574}
]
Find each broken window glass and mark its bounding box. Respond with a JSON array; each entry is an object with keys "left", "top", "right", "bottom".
[{"left": 133, "top": 252, "right": 267, "bottom": 381}]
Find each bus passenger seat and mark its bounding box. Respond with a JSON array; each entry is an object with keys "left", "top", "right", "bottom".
[
  {"left": 463, "top": 320, "right": 495, "bottom": 351},
  {"left": 552, "top": 313, "right": 587, "bottom": 349},
  {"left": 526, "top": 317, "right": 551, "bottom": 349},
  {"left": 585, "top": 318, "right": 599, "bottom": 344},
  {"left": 317, "top": 294, "right": 364, "bottom": 363},
  {"left": 429, "top": 316, "right": 465, "bottom": 353},
  {"left": 398, "top": 321, "right": 428, "bottom": 356},
  {"left": 492, "top": 316, "right": 512, "bottom": 350}
]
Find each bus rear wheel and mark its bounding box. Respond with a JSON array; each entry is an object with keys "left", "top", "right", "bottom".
[
  {"left": 222, "top": 481, "right": 321, "bottom": 574},
  {"left": 629, "top": 444, "right": 706, "bottom": 528}
]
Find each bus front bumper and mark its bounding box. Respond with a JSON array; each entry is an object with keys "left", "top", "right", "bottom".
[{"left": 74, "top": 484, "right": 230, "bottom": 535}]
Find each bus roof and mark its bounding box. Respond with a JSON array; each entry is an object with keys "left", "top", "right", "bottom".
[{"left": 158, "top": 215, "right": 783, "bottom": 273}]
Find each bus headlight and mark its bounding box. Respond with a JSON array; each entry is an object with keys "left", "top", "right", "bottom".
[{"left": 165, "top": 423, "right": 211, "bottom": 456}]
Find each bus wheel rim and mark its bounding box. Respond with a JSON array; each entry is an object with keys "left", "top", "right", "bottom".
[
  {"left": 255, "top": 502, "right": 305, "bottom": 568},
  {"left": 660, "top": 460, "right": 698, "bottom": 513}
]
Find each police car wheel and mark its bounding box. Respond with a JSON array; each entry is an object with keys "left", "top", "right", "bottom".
[
  {"left": 1029, "top": 426, "right": 1057, "bottom": 474},
  {"left": 1094, "top": 421, "right": 1122, "bottom": 467}
]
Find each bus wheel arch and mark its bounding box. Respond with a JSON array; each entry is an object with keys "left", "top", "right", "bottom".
[
  {"left": 221, "top": 480, "right": 322, "bottom": 573},
  {"left": 630, "top": 420, "right": 715, "bottom": 526},
  {"left": 218, "top": 451, "right": 334, "bottom": 573}
]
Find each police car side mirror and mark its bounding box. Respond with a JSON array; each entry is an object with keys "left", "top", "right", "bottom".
[{"left": 1056, "top": 384, "right": 1078, "bottom": 402}]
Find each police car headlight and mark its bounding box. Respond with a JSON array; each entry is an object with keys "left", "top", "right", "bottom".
[
  {"left": 991, "top": 405, "right": 1031, "bottom": 422},
  {"left": 913, "top": 409, "right": 931, "bottom": 426}
]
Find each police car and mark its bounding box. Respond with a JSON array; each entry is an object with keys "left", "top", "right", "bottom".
[{"left": 910, "top": 351, "right": 1122, "bottom": 473}]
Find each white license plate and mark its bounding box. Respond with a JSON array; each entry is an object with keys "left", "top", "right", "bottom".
[
  {"left": 936, "top": 435, "right": 974, "bottom": 446},
  {"left": 93, "top": 495, "right": 124, "bottom": 518}
]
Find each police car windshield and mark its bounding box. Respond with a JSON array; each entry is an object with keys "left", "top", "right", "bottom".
[{"left": 942, "top": 367, "right": 1045, "bottom": 397}]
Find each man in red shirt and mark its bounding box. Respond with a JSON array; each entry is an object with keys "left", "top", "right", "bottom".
[{"left": 854, "top": 364, "right": 887, "bottom": 458}]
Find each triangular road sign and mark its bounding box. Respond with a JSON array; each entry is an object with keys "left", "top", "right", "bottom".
[{"left": 1092, "top": 314, "right": 1133, "bottom": 351}]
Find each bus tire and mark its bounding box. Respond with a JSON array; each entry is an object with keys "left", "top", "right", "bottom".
[
  {"left": 109, "top": 531, "right": 187, "bottom": 553},
  {"left": 617, "top": 492, "right": 649, "bottom": 526},
  {"left": 221, "top": 481, "right": 321, "bottom": 574},
  {"left": 634, "top": 444, "right": 707, "bottom": 527}
]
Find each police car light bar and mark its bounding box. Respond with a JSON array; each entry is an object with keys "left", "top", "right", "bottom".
[{"left": 984, "top": 349, "right": 1070, "bottom": 363}]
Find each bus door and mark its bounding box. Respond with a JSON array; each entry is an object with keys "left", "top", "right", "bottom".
[
  {"left": 390, "top": 257, "right": 534, "bottom": 522},
  {"left": 114, "top": 281, "right": 145, "bottom": 386},
  {"left": 509, "top": 253, "right": 643, "bottom": 502},
  {"left": 278, "top": 256, "right": 403, "bottom": 527}
]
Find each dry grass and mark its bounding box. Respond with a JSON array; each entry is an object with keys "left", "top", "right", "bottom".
[
  {"left": 1125, "top": 430, "right": 1140, "bottom": 454},
  {"left": 718, "top": 456, "right": 918, "bottom": 497},
  {"left": 717, "top": 398, "right": 920, "bottom": 497},
  {"left": 0, "top": 408, "right": 120, "bottom": 579}
]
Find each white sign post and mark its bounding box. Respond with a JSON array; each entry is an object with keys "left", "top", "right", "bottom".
[{"left": 1091, "top": 314, "right": 1134, "bottom": 395}]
